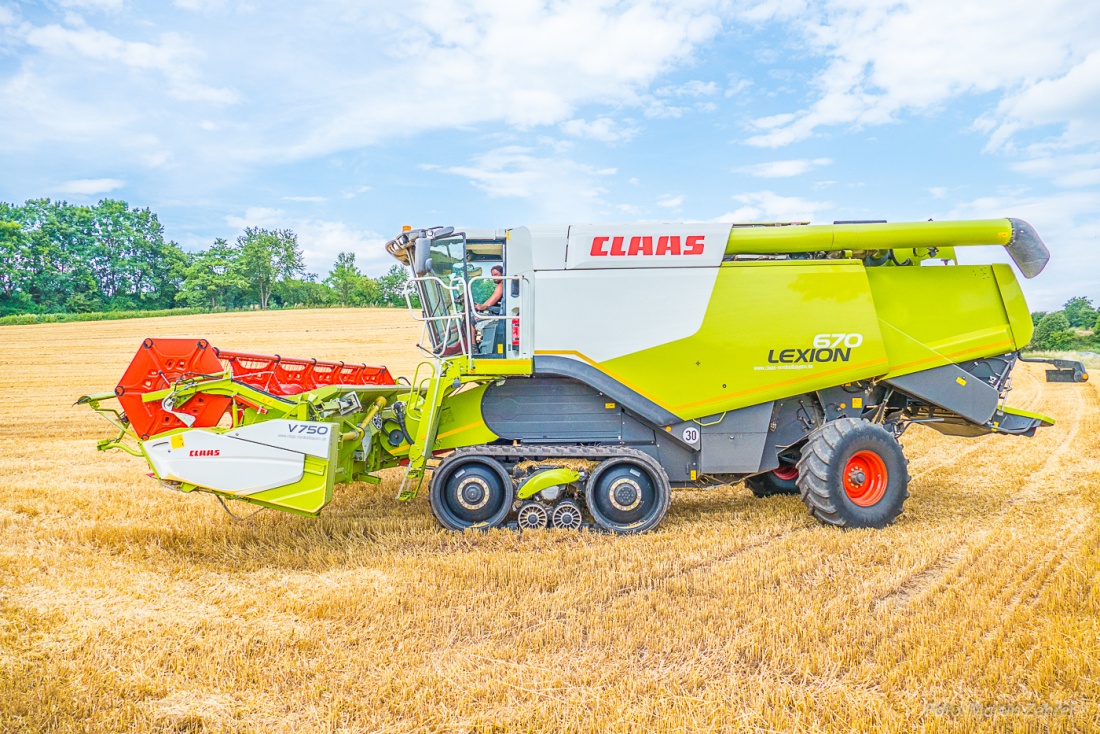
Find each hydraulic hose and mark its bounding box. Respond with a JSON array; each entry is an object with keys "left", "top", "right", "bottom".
[
  {"left": 340, "top": 396, "right": 388, "bottom": 442},
  {"left": 392, "top": 401, "right": 415, "bottom": 445}
]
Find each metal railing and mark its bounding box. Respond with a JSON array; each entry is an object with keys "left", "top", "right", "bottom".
[{"left": 403, "top": 273, "right": 525, "bottom": 360}]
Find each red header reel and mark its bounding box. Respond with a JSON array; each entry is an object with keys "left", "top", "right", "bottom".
[{"left": 115, "top": 338, "right": 394, "bottom": 440}]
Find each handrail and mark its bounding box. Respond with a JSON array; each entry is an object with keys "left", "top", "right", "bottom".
[
  {"left": 404, "top": 275, "right": 470, "bottom": 358},
  {"left": 404, "top": 272, "right": 526, "bottom": 361}
]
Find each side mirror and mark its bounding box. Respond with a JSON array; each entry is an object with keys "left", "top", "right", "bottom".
[
  {"left": 410, "top": 226, "right": 455, "bottom": 277},
  {"left": 413, "top": 238, "right": 431, "bottom": 276}
]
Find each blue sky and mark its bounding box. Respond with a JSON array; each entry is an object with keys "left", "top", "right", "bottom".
[{"left": 1, "top": 0, "right": 1098, "bottom": 309}]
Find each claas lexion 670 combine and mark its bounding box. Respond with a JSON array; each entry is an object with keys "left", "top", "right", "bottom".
[{"left": 80, "top": 218, "right": 1088, "bottom": 532}]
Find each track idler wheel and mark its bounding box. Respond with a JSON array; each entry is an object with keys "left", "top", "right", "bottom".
[
  {"left": 585, "top": 455, "right": 670, "bottom": 534},
  {"left": 796, "top": 417, "right": 910, "bottom": 528},
  {"left": 429, "top": 455, "right": 514, "bottom": 530},
  {"left": 516, "top": 502, "right": 550, "bottom": 530}
]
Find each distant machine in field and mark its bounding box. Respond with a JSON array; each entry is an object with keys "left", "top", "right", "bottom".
[{"left": 80, "top": 218, "right": 1088, "bottom": 533}]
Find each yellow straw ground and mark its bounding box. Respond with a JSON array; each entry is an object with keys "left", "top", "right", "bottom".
[{"left": 0, "top": 309, "right": 1097, "bottom": 732}]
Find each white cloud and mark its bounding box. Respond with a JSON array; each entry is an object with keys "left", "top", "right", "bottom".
[
  {"left": 58, "top": 0, "right": 125, "bottom": 10},
  {"left": 656, "top": 80, "right": 718, "bottom": 97},
  {"left": 58, "top": 177, "right": 124, "bottom": 194},
  {"left": 716, "top": 190, "right": 831, "bottom": 223},
  {"left": 1011, "top": 152, "right": 1100, "bottom": 188},
  {"left": 288, "top": 1, "right": 724, "bottom": 157},
  {"left": 945, "top": 191, "right": 1100, "bottom": 309},
  {"left": 561, "top": 117, "right": 639, "bottom": 143},
  {"left": 224, "top": 207, "right": 389, "bottom": 276},
  {"left": 282, "top": 195, "right": 327, "bottom": 203},
  {"left": 990, "top": 49, "right": 1100, "bottom": 149},
  {"left": 736, "top": 157, "right": 832, "bottom": 177},
  {"left": 657, "top": 194, "right": 685, "bottom": 208},
  {"left": 23, "top": 24, "right": 237, "bottom": 103},
  {"left": 743, "top": 0, "right": 1100, "bottom": 149},
  {"left": 174, "top": 0, "right": 229, "bottom": 10},
  {"left": 725, "top": 77, "right": 752, "bottom": 98},
  {"left": 1, "top": 1, "right": 727, "bottom": 168},
  {"left": 437, "top": 146, "right": 619, "bottom": 220}
]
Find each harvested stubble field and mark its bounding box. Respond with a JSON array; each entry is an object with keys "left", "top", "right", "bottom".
[{"left": 1, "top": 309, "right": 1098, "bottom": 733}]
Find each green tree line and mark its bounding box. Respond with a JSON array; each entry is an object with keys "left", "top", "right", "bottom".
[
  {"left": 0, "top": 198, "right": 410, "bottom": 316},
  {"left": 1028, "top": 296, "right": 1100, "bottom": 351}
]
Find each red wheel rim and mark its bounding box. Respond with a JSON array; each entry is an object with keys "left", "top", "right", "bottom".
[
  {"left": 843, "top": 450, "right": 888, "bottom": 507},
  {"left": 773, "top": 464, "right": 799, "bottom": 481}
]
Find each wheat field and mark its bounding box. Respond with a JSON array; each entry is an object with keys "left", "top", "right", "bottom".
[{"left": 0, "top": 309, "right": 1097, "bottom": 733}]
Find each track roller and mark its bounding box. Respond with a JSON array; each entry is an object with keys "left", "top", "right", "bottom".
[
  {"left": 585, "top": 455, "right": 670, "bottom": 534},
  {"left": 516, "top": 502, "right": 550, "bottom": 530},
  {"left": 550, "top": 499, "right": 583, "bottom": 530}
]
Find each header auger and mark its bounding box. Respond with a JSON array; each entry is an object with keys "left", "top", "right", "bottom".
[{"left": 81, "top": 217, "right": 1086, "bottom": 533}]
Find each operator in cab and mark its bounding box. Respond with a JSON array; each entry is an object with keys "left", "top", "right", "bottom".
[{"left": 475, "top": 265, "right": 505, "bottom": 314}]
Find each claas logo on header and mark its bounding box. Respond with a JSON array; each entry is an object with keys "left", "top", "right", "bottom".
[{"left": 590, "top": 235, "right": 705, "bottom": 257}]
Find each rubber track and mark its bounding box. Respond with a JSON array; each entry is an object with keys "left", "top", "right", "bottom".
[
  {"left": 795, "top": 417, "right": 911, "bottom": 527},
  {"left": 435, "top": 444, "right": 669, "bottom": 473},
  {"left": 432, "top": 445, "right": 672, "bottom": 531}
]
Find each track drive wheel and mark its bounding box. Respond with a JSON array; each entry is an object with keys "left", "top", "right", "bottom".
[
  {"left": 585, "top": 455, "right": 671, "bottom": 534},
  {"left": 429, "top": 455, "right": 514, "bottom": 530},
  {"left": 796, "top": 417, "right": 910, "bottom": 528},
  {"left": 745, "top": 460, "right": 800, "bottom": 497}
]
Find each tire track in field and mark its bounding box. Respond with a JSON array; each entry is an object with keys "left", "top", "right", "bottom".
[
  {"left": 870, "top": 377, "right": 1092, "bottom": 623},
  {"left": 874, "top": 378, "right": 1088, "bottom": 610},
  {"left": 633, "top": 367, "right": 1057, "bottom": 608},
  {"left": 605, "top": 524, "right": 806, "bottom": 600},
  {"left": 863, "top": 367, "right": 1055, "bottom": 610}
]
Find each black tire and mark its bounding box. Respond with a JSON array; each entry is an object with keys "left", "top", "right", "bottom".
[
  {"left": 585, "top": 455, "right": 671, "bottom": 534},
  {"left": 745, "top": 462, "right": 800, "bottom": 497},
  {"left": 796, "top": 417, "right": 910, "bottom": 528},
  {"left": 429, "top": 455, "right": 514, "bottom": 530}
]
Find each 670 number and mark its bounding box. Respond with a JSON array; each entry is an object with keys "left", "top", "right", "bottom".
[{"left": 813, "top": 333, "right": 863, "bottom": 348}]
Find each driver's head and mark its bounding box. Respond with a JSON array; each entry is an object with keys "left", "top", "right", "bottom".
[{"left": 491, "top": 265, "right": 504, "bottom": 281}]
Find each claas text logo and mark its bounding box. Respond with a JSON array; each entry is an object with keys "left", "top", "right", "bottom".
[{"left": 590, "top": 235, "right": 705, "bottom": 257}]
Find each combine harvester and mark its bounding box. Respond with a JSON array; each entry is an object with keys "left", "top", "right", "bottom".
[{"left": 80, "top": 218, "right": 1087, "bottom": 532}]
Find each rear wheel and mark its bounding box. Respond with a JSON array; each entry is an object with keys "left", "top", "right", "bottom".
[
  {"left": 585, "top": 456, "right": 670, "bottom": 534},
  {"left": 796, "top": 417, "right": 910, "bottom": 528},
  {"left": 429, "top": 455, "right": 514, "bottom": 530},
  {"left": 745, "top": 461, "right": 800, "bottom": 497}
]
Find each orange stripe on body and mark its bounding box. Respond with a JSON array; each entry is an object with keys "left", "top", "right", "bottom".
[
  {"left": 672, "top": 357, "right": 890, "bottom": 412},
  {"left": 887, "top": 339, "right": 1017, "bottom": 374},
  {"left": 435, "top": 421, "right": 484, "bottom": 441},
  {"left": 537, "top": 337, "right": 1016, "bottom": 419}
]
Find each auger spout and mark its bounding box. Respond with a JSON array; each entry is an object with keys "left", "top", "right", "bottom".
[{"left": 724, "top": 218, "right": 1049, "bottom": 278}]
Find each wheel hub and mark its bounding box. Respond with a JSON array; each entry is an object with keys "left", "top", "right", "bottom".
[
  {"left": 842, "top": 450, "right": 888, "bottom": 507},
  {"left": 609, "top": 477, "right": 642, "bottom": 511},
  {"left": 456, "top": 477, "right": 490, "bottom": 510}
]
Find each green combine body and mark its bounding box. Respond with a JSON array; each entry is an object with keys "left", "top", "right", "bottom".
[{"left": 81, "top": 218, "right": 1085, "bottom": 533}]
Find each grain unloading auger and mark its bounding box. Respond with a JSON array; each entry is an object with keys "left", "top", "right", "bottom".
[{"left": 82, "top": 218, "right": 1087, "bottom": 532}]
